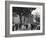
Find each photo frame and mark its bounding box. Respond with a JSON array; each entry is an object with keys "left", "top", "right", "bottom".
[{"left": 5, "top": 1, "right": 45, "bottom": 37}]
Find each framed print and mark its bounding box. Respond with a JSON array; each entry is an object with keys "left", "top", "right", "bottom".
[{"left": 5, "top": 1, "right": 45, "bottom": 37}]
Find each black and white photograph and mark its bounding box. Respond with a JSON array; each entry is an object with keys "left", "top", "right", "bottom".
[
  {"left": 12, "top": 7, "right": 40, "bottom": 31},
  {"left": 5, "top": 1, "right": 45, "bottom": 37},
  {"left": 9, "top": 4, "right": 43, "bottom": 34}
]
